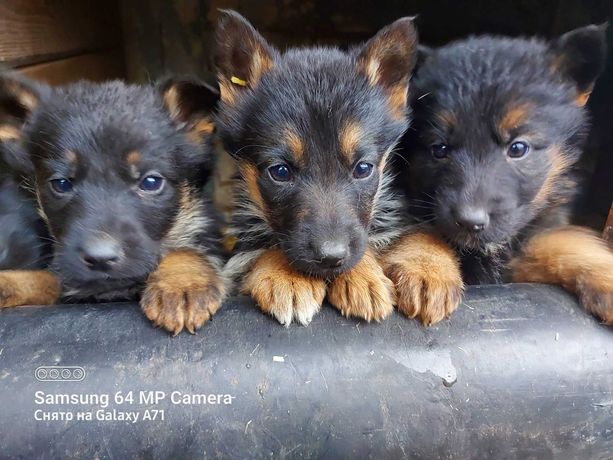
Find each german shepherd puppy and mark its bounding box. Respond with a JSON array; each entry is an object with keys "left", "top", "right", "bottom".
[
  {"left": 0, "top": 78, "right": 51, "bottom": 271},
  {"left": 216, "top": 11, "right": 418, "bottom": 325},
  {"left": 385, "top": 25, "right": 613, "bottom": 324},
  {"left": 0, "top": 74, "right": 225, "bottom": 334}
]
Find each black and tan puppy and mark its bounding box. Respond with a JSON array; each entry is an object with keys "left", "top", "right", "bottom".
[
  {"left": 0, "top": 74, "right": 225, "bottom": 334},
  {"left": 0, "top": 76, "right": 50, "bottom": 270},
  {"left": 386, "top": 25, "right": 613, "bottom": 324},
  {"left": 216, "top": 11, "right": 418, "bottom": 325}
]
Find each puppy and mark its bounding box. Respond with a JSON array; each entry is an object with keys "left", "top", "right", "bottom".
[
  {"left": 385, "top": 25, "right": 613, "bottom": 324},
  {"left": 0, "top": 74, "right": 225, "bottom": 334},
  {"left": 216, "top": 11, "right": 418, "bottom": 325},
  {"left": 0, "top": 77, "right": 50, "bottom": 270}
]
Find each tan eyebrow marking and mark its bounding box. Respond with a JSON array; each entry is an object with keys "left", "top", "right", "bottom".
[
  {"left": 284, "top": 128, "right": 304, "bottom": 164},
  {"left": 125, "top": 150, "right": 141, "bottom": 178},
  {"left": 0, "top": 125, "right": 20, "bottom": 141},
  {"left": 339, "top": 120, "right": 363, "bottom": 164},
  {"left": 499, "top": 103, "right": 533, "bottom": 134},
  {"left": 65, "top": 150, "right": 78, "bottom": 165}
]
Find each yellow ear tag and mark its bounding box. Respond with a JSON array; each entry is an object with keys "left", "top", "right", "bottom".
[{"left": 230, "top": 76, "right": 248, "bottom": 87}]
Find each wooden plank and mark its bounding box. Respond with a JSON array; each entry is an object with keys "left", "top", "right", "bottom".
[
  {"left": 604, "top": 203, "right": 613, "bottom": 242},
  {"left": 18, "top": 50, "right": 125, "bottom": 85},
  {"left": 0, "top": 0, "right": 121, "bottom": 67}
]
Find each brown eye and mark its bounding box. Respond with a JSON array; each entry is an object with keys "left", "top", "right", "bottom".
[{"left": 508, "top": 141, "right": 530, "bottom": 159}]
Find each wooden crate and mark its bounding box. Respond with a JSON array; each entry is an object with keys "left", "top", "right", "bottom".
[{"left": 0, "top": 0, "right": 125, "bottom": 84}]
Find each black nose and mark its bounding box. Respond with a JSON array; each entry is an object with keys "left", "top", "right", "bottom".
[
  {"left": 453, "top": 206, "right": 489, "bottom": 232},
  {"left": 313, "top": 240, "right": 348, "bottom": 268},
  {"left": 79, "top": 237, "right": 123, "bottom": 272}
]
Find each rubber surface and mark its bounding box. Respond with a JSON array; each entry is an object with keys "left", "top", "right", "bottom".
[{"left": 0, "top": 284, "right": 611, "bottom": 459}]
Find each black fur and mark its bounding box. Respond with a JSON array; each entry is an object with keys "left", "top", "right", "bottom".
[
  {"left": 216, "top": 11, "right": 417, "bottom": 283},
  {"left": 0, "top": 75, "right": 222, "bottom": 301},
  {"left": 397, "top": 25, "right": 607, "bottom": 283}
]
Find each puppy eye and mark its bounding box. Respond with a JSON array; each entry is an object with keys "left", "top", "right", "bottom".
[
  {"left": 353, "top": 161, "right": 374, "bottom": 179},
  {"left": 268, "top": 164, "right": 292, "bottom": 182},
  {"left": 508, "top": 141, "right": 530, "bottom": 159},
  {"left": 139, "top": 175, "right": 165, "bottom": 193},
  {"left": 431, "top": 144, "right": 449, "bottom": 159},
  {"left": 49, "top": 178, "right": 73, "bottom": 194}
]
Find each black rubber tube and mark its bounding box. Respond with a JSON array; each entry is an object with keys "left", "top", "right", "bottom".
[{"left": 0, "top": 284, "right": 611, "bottom": 459}]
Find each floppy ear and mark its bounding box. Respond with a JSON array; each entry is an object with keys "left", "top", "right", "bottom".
[
  {"left": 357, "top": 17, "right": 419, "bottom": 117},
  {"left": 214, "top": 10, "right": 276, "bottom": 105},
  {"left": 159, "top": 77, "right": 219, "bottom": 143},
  {"left": 550, "top": 23, "right": 608, "bottom": 106},
  {"left": 0, "top": 72, "right": 44, "bottom": 174}
]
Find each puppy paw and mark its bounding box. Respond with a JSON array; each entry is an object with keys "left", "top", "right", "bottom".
[
  {"left": 512, "top": 226, "right": 613, "bottom": 325},
  {"left": 0, "top": 270, "right": 61, "bottom": 308},
  {"left": 242, "top": 249, "right": 326, "bottom": 326},
  {"left": 141, "top": 250, "right": 225, "bottom": 335},
  {"left": 577, "top": 281, "right": 613, "bottom": 325},
  {"left": 327, "top": 249, "right": 394, "bottom": 322},
  {"left": 383, "top": 232, "right": 463, "bottom": 326}
]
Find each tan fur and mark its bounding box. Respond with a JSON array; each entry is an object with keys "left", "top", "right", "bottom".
[
  {"left": 381, "top": 232, "right": 464, "bottom": 325},
  {"left": 141, "top": 249, "right": 225, "bottom": 335},
  {"left": 242, "top": 249, "right": 326, "bottom": 326},
  {"left": 188, "top": 117, "right": 215, "bottom": 143},
  {"left": 435, "top": 110, "right": 457, "bottom": 131},
  {"left": 511, "top": 226, "right": 613, "bottom": 324},
  {"left": 219, "top": 80, "right": 237, "bottom": 106},
  {"left": 339, "top": 121, "right": 362, "bottom": 164},
  {"left": 0, "top": 270, "right": 61, "bottom": 307},
  {"left": 126, "top": 150, "right": 141, "bottom": 166},
  {"left": 357, "top": 22, "right": 415, "bottom": 120},
  {"left": 327, "top": 247, "right": 395, "bottom": 322},
  {"left": 499, "top": 103, "right": 532, "bottom": 133},
  {"left": 163, "top": 182, "right": 210, "bottom": 251},
  {"left": 162, "top": 85, "right": 182, "bottom": 121},
  {"left": 533, "top": 145, "right": 573, "bottom": 206},
  {"left": 575, "top": 91, "right": 592, "bottom": 107},
  {"left": 219, "top": 41, "right": 274, "bottom": 105},
  {"left": 239, "top": 162, "right": 267, "bottom": 215},
  {"left": 0, "top": 125, "right": 20, "bottom": 141},
  {"left": 284, "top": 128, "right": 304, "bottom": 164},
  {"left": 387, "top": 83, "right": 409, "bottom": 121},
  {"left": 5, "top": 80, "right": 38, "bottom": 112}
]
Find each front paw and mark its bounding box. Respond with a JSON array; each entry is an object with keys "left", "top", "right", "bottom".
[
  {"left": 141, "top": 250, "right": 225, "bottom": 335},
  {"left": 0, "top": 271, "right": 61, "bottom": 308},
  {"left": 577, "top": 281, "right": 613, "bottom": 325},
  {"left": 383, "top": 232, "right": 463, "bottom": 326},
  {"left": 327, "top": 250, "right": 394, "bottom": 322},
  {"left": 242, "top": 250, "right": 326, "bottom": 326}
]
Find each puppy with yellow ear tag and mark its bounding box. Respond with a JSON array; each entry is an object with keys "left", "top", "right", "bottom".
[{"left": 216, "top": 11, "right": 419, "bottom": 325}]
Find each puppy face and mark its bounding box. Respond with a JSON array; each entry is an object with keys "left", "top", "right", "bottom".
[
  {"left": 216, "top": 11, "right": 417, "bottom": 278},
  {"left": 403, "top": 26, "right": 607, "bottom": 250},
  {"left": 0, "top": 76, "right": 217, "bottom": 287}
]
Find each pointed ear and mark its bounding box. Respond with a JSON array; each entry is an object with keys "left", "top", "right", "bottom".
[
  {"left": 214, "top": 10, "right": 275, "bottom": 105},
  {"left": 357, "top": 17, "right": 419, "bottom": 118},
  {"left": 0, "top": 73, "right": 42, "bottom": 142},
  {"left": 0, "top": 73, "right": 45, "bottom": 174},
  {"left": 159, "top": 77, "right": 219, "bottom": 143},
  {"left": 550, "top": 23, "right": 608, "bottom": 106}
]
